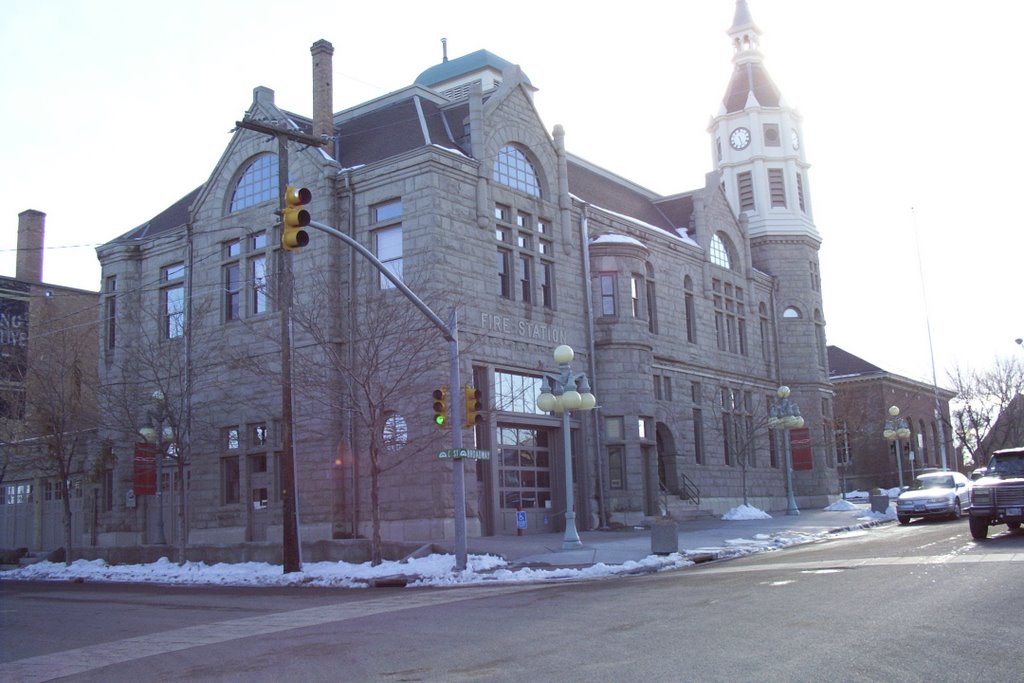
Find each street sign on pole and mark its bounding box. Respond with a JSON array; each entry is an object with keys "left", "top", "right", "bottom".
[{"left": 438, "top": 448, "right": 491, "bottom": 460}]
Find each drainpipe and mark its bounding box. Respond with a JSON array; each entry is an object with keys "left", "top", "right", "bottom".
[
  {"left": 580, "top": 204, "right": 608, "bottom": 528},
  {"left": 343, "top": 171, "right": 359, "bottom": 538}
]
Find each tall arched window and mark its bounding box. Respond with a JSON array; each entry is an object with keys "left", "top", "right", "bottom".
[
  {"left": 759, "top": 302, "right": 771, "bottom": 362},
  {"left": 230, "top": 154, "right": 279, "bottom": 213},
  {"left": 645, "top": 263, "right": 658, "bottom": 334},
  {"left": 814, "top": 309, "right": 827, "bottom": 368},
  {"left": 683, "top": 275, "right": 696, "bottom": 343},
  {"left": 493, "top": 145, "right": 541, "bottom": 197}
]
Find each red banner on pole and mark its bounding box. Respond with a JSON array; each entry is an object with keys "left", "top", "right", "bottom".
[
  {"left": 789, "top": 428, "right": 813, "bottom": 471},
  {"left": 134, "top": 442, "right": 157, "bottom": 495}
]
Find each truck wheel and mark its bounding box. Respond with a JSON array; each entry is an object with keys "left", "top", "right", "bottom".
[
  {"left": 1007, "top": 521, "right": 1021, "bottom": 531},
  {"left": 969, "top": 516, "right": 990, "bottom": 540},
  {"left": 898, "top": 515, "right": 911, "bottom": 525}
]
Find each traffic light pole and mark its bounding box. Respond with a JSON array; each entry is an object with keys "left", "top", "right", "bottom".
[
  {"left": 307, "top": 220, "right": 469, "bottom": 571},
  {"left": 276, "top": 140, "right": 302, "bottom": 574},
  {"left": 235, "top": 118, "right": 324, "bottom": 574}
]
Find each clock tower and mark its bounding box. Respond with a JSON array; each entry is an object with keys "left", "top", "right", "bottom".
[{"left": 711, "top": 1, "right": 835, "bottom": 486}]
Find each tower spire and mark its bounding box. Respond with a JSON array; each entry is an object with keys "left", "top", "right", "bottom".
[
  {"left": 729, "top": 0, "right": 762, "bottom": 60},
  {"left": 721, "top": 0, "right": 778, "bottom": 113}
]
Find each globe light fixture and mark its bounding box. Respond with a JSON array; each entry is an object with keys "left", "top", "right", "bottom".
[
  {"left": 884, "top": 405, "right": 912, "bottom": 488},
  {"left": 138, "top": 390, "right": 173, "bottom": 545},
  {"left": 536, "top": 345, "right": 597, "bottom": 549},
  {"left": 769, "top": 385, "right": 803, "bottom": 515}
]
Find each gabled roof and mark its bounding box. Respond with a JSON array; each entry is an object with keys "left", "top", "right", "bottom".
[
  {"left": 566, "top": 160, "right": 683, "bottom": 235},
  {"left": 827, "top": 345, "right": 885, "bottom": 378},
  {"left": 116, "top": 186, "right": 201, "bottom": 241},
  {"left": 115, "top": 49, "right": 702, "bottom": 249}
]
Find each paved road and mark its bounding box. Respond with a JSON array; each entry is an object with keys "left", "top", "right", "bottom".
[{"left": 3, "top": 519, "right": 1022, "bottom": 682}]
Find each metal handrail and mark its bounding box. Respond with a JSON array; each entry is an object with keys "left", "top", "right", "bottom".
[
  {"left": 658, "top": 474, "right": 702, "bottom": 508},
  {"left": 678, "top": 473, "right": 702, "bottom": 507}
]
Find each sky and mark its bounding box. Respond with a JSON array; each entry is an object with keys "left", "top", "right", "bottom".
[
  {"left": 3, "top": 500, "right": 891, "bottom": 588},
  {"left": 1, "top": 0, "right": 1021, "bottom": 387}
]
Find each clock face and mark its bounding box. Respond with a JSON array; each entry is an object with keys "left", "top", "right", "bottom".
[
  {"left": 790, "top": 129, "right": 800, "bottom": 150},
  {"left": 729, "top": 127, "right": 751, "bottom": 150}
]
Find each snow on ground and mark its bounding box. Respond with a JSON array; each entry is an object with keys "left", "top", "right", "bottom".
[
  {"left": 721, "top": 504, "right": 773, "bottom": 520},
  {"left": 2, "top": 503, "right": 890, "bottom": 589},
  {"left": 824, "top": 499, "right": 861, "bottom": 512},
  {"left": 4, "top": 552, "right": 693, "bottom": 589}
]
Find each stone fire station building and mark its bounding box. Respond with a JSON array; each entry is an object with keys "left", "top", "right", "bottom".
[{"left": 90, "top": 1, "right": 838, "bottom": 550}]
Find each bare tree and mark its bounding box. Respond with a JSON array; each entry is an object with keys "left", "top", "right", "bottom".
[
  {"left": 20, "top": 301, "right": 99, "bottom": 566},
  {"left": 99, "top": 292, "right": 223, "bottom": 565},
  {"left": 291, "top": 273, "right": 450, "bottom": 565},
  {"left": 701, "top": 381, "right": 776, "bottom": 507},
  {"left": 949, "top": 356, "right": 1024, "bottom": 466},
  {"left": 832, "top": 388, "right": 885, "bottom": 487}
]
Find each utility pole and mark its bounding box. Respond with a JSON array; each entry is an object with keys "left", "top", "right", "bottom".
[{"left": 235, "top": 118, "right": 324, "bottom": 573}]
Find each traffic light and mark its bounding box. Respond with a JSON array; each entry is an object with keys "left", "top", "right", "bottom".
[
  {"left": 281, "top": 186, "right": 311, "bottom": 251},
  {"left": 432, "top": 385, "right": 450, "bottom": 428},
  {"left": 463, "top": 385, "right": 483, "bottom": 428}
]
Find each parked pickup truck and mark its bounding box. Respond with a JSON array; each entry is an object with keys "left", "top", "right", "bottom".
[{"left": 969, "top": 447, "right": 1024, "bottom": 540}]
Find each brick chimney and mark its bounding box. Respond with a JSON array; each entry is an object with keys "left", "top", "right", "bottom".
[
  {"left": 311, "top": 39, "right": 334, "bottom": 154},
  {"left": 16, "top": 209, "right": 44, "bottom": 283}
]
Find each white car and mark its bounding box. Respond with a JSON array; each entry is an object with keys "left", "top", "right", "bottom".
[{"left": 896, "top": 471, "right": 971, "bottom": 524}]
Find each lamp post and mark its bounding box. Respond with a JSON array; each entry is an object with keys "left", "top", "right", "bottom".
[
  {"left": 536, "top": 345, "right": 597, "bottom": 550},
  {"left": 883, "top": 405, "right": 912, "bottom": 489},
  {"left": 768, "top": 386, "right": 804, "bottom": 516},
  {"left": 138, "top": 390, "right": 172, "bottom": 545}
]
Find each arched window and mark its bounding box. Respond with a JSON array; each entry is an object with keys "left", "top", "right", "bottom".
[
  {"left": 683, "top": 275, "right": 696, "bottom": 343},
  {"left": 493, "top": 145, "right": 541, "bottom": 197},
  {"left": 783, "top": 306, "right": 802, "bottom": 319},
  {"left": 645, "top": 263, "right": 657, "bottom": 334},
  {"left": 709, "top": 233, "right": 732, "bottom": 269},
  {"left": 230, "top": 154, "right": 279, "bottom": 213},
  {"left": 759, "top": 302, "right": 771, "bottom": 362},
  {"left": 814, "top": 309, "right": 827, "bottom": 368}
]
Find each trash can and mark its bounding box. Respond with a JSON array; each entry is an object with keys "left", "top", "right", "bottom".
[
  {"left": 651, "top": 518, "right": 679, "bottom": 555},
  {"left": 869, "top": 489, "right": 890, "bottom": 514}
]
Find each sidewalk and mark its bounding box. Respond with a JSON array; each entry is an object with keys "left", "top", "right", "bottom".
[{"left": 459, "top": 504, "right": 892, "bottom": 569}]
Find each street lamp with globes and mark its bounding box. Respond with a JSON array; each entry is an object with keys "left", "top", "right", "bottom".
[
  {"left": 536, "top": 345, "right": 596, "bottom": 550},
  {"left": 768, "top": 386, "right": 804, "bottom": 516},
  {"left": 138, "top": 390, "right": 173, "bottom": 545},
  {"left": 883, "top": 405, "right": 912, "bottom": 489}
]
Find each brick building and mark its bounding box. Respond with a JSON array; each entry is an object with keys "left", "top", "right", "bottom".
[
  {"left": 72, "top": 1, "right": 841, "bottom": 554},
  {"left": 0, "top": 210, "right": 101, "bottom": 553},
  {"left": 828, "top": 345, "right": 957, "bottom": 493}
]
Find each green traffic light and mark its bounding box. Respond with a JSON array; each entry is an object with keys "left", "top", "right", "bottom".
[{"left": 435, "top": 414, "right": 446, "bottom": 426}]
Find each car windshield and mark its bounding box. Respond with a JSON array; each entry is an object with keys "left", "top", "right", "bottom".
[
  {"left": 987, "top": 456, "right": 1024, "bottom": 477},
  {"left": 914, "top": 476, "right": 954, "bottom": 490}
]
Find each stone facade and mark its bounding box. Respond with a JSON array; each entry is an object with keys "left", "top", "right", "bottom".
[{"left": 79, "top": 3, "right": 841, "bottom": 554}]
